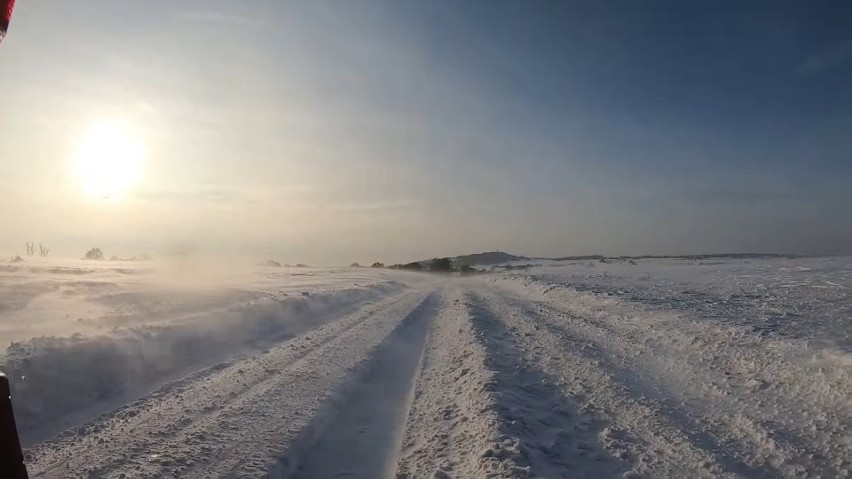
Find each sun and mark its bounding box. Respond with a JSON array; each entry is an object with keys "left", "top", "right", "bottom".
[{"left": 72, "top": 119, "right": 146, "bottom": 199}]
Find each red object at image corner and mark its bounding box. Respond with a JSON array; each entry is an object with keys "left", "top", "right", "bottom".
[{"left": 1, "top": 0, "right": 16, "bottom": 41}]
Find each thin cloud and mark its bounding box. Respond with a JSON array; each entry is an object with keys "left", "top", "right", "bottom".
[
  {"left": 329, "top": 199, "right": 418, "bottom": 212},
  {"left": 135, "top": 185, "right": 324, "bottom": 208},
  {"left": 169, "top": 5, "right": 267, "bottom": 28},
  {"left": 798, "top": 41, "right": 852, "bottom": 77},
  {"left": 135, "top": 188, "right": 248, "bottom": 204}
]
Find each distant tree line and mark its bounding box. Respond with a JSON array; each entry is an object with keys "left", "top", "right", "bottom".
[
  {"left": 349, "top": 262, "right": 387, "bottom": 268},
  {"left": 83, "top": 248, "right": 152, "bottom": 261},
  {"left": 380, "top": 258, "right": 483, "bottom": 275},
  {"left": 261, "top": 260, "right": 310, "bottom": 268}
]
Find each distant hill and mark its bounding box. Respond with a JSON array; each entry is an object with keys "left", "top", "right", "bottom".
[
  {"left": 411, "top": 252, "right": 525, "bottom": 268},
  {"left": 452, "top": 251, "right": 526, "bottom": 266},
  {"left": 405, "top": 251, "right": 796, "bottom": 270},
  {"left": 546, "top": 255, "right": 605, "bottom": 261},
  {"left": 545, "top": 253, "right": 796, "bottom": 261}
]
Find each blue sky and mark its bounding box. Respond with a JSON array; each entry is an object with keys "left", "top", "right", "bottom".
[{"left": 0, "top": 1, "right": 849, "bottom": 263}]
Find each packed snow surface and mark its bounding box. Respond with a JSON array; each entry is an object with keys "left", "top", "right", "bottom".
[{"left": 0, "top": 256, "right": 848, "bottom": 478}]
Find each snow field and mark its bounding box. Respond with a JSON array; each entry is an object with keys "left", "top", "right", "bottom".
[
  {"left": 1, "top": 257, "right": 847, "bottom": 478},
  {"left": 479, "top": 278, "right": 850, "bottom": 478}
]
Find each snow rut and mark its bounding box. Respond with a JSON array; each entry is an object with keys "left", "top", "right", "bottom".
[
  {"left": 26, "top": 289, "right": 433, "bottom": 478},
  {"left": 282, "top": 292, "right": 439, "bottom": 478},
  {"left": 490, "top": 281, "right": 850, "bottom": 478},
  {"left": 395, "top": 291, "right": 522, "bottom": 479},
  {"left": 396, "top": 291, "right": 630, "bottom": 479},
  {"left": 469, "top": 289, "right": 734, "bottom": 478}
]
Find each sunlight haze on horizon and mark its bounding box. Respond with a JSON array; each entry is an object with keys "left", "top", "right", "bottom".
[{"left": 0, "top": 0, "right": 850, "bottom": 265}]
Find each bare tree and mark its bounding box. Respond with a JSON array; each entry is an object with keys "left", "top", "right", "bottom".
[{"left": 39, "top": 243, "right": 49, "bottom": 257}]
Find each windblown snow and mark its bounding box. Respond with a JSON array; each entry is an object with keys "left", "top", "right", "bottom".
[{"left": 0, "top": 256, "right": 848, "bottom": 478}]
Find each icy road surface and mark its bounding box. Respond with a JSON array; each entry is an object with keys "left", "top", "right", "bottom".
[{"left": 0, "top": 257, "right": 848, "bottom": 478}]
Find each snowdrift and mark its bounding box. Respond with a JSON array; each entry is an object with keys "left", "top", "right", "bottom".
[{"left": 2, "top": 281, "right": 403, "bottom": 438}]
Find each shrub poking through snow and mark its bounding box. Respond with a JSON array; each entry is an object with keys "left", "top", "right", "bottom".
[{"left": 84, "top": 247, "right": 104, "bottom": 260}]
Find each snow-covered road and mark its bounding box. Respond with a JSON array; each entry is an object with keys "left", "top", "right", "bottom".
[{"left": 2, "top": 258, "right": 848, "bottom": 478}]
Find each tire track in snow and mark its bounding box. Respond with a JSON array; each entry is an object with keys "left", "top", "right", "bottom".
[
  {"left": 490, "top": 280, "right": 850, "bottom": 477},
  {"left": 282, "top": 292, "right": 440, "bottom": 478},
  {"left": 396, "top": 290, "right": 629, "bottom": 479},
  {"left": 488, "top": 290, "right": 773, "bottom": 478},
  {"left": 146, "top": 291, "right": 422, "bottom": 450},
  {"left": 465, "top": 292, "right": 630, "bottom": 479},
  {"left": 394, "top": 290, "right": 527, "bottom": 479},
  {"left": 27, "top": 288, "right": 434, "bottom": 478},
  {"left": 469, "top": 289, "right": 736, "bottom": 478}
]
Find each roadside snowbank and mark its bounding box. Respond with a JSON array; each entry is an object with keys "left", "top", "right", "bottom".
[
  {"left": 3, "top": 282, "right": 403, "bottom": 439},
  {"left": 27, "top": 289, "right": 432, "bottom": 478}
]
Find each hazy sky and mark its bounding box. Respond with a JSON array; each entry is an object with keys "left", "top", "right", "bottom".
[{"left": 1, "top": 1, "right": 850, "bottom": 264}]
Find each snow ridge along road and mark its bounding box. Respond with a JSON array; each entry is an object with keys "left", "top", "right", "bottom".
[
  {"left": 11, "top": 280, "right": 406, "bottom": 446},
  {"left": 27, "top": 287, "right": 436, "bottom": 478}
]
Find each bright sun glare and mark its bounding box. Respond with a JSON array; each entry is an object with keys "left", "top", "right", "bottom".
[{"left": 73, "top": 120, "right": 146, "bottom": 199}]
